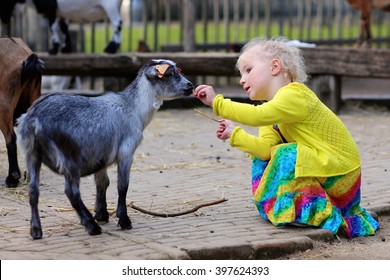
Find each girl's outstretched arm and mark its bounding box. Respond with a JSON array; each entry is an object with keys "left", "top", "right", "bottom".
[{"left": 193, "top": 84, "right": 217, "bottom": 107}]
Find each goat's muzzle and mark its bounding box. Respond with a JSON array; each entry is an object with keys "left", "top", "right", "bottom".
[{"left": 184, "top": 82, "right": 195, "bottom": 96}]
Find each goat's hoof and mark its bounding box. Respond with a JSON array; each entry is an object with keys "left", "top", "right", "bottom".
[
  {"left": 94, "top": 211, "right": 109, "bottom": 222},
  {"left": 118, "top": 216, "right": 132, "bottom": 230},
  {"left": 5, "top": 175, "right": 20, "bottom": 188},
  {"left": 104, "top": 41, "right": 120, "bottom": 54},
  {"left": 30, "top": 227, "right": 43, "bottom": 240},
  {"left": 86, "top": 222, "right": 102, "bottom": 236}
]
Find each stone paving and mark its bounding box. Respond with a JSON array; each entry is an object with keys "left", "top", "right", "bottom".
[{"left": 1, "top": 98, "right": 390, "bottom": 260}]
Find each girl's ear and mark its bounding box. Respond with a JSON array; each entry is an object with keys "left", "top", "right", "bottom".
[{"left": 270, "top": 59, "right": 282, "bottom": 75}]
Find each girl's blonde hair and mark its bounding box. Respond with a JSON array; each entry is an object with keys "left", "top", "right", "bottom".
[{"left": 237, "top": 37, "right": 308, "bottom": 83}]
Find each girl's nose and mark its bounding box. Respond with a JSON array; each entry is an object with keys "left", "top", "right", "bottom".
[{"left": 239, "top": 76, "right": 245, "bottom": 86}]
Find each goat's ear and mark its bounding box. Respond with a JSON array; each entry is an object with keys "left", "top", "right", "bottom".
[
  {"left": 145, "top": 63, "right": 171, "bottom": 79},
  {"left": 156, "top": 64, "right": 169, "bottom": 78}
]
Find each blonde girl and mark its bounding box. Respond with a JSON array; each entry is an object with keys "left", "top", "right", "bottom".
[{"left": 193, "top": 37, "right": 379, "bottom": 238}]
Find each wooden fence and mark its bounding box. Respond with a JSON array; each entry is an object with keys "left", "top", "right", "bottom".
[
  {"left": 1, "top": 0, "right": 390, "bottom": 53},
  {"left": 1, "top": 0, "right": 389, "bottom": 112},
  {"left": 37, "top": 46, "right": 390, "bottom": 112}
]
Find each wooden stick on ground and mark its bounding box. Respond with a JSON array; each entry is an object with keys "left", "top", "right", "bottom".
[
  {"left": 53, "top": 198, "right": 228, "bottom": 218},
  {"left": 129, "top": 198, "right": 228, "bottom": 217}
]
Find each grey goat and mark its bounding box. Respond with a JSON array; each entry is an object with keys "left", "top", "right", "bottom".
[{"left": 17, "top": 59, "right": 194, "bottom": 239}]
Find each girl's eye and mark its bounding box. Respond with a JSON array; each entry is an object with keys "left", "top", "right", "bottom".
[{"left": 246, "top": 67, "right": 252, "bottom": 73}]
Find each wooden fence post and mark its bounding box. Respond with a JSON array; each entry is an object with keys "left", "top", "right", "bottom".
[
  {"left": 309, "top": 75, "right": 342, "bottom": 113},
  {"left": 182, "top": 0, "right": 196, "bottom": 51}
]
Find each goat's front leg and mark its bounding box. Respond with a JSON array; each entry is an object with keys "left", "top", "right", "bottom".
[
  {"left": 64, "top": 175, "right": 102, "bottom": 235},
  {"left": 116, "top": 158, "right": 132, "bottom": 230},
  {"left": 94, "top": 168, "right": 110, "bottom": 222}
]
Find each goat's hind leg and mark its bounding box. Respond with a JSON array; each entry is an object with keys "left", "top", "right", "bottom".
[
  {"left": 5, "top": 131, "right": 21, "bottom": 188},
  {"left": 28, "top": 155, "right": 42, "bottom": 239},
  {"left": 59, "top": 19, "right": 72, "bottom": 53},
  {"left": 94, "top": 169, "right": 110, "bottom": 223},
  {"left": 102, "top": 3, "right": 121, "bottom": 53},
  {"left": 64, "top": 174, "right": 102, "bottom": 235},
  {"left": 48, "top": 18, "right": 61, "bottom": 55}
]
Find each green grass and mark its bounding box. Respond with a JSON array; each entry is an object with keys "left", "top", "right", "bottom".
[{"left": 83, "top": 21, "right": 387, "bottom": 53}]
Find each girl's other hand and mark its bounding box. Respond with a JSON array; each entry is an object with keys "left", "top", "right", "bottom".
[
  {"left": 193, "top": 85, "right": 217, "bottom": 107},
  {"left": 217, "top": 119, "right": 235, "bottom": 140}
]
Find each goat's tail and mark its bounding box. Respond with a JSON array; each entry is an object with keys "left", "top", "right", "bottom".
[
  {"left": 17, "top": 114, "right": 39, "bottom": 158},
  {"left": 17, "top": 113, "right": 74, "bottom": 174},
  {"left": 21, "top": 53, "right": 44, "bottom": 84},
  {"left": 13, "top": 54, "right": 44, "bottom": 124}
]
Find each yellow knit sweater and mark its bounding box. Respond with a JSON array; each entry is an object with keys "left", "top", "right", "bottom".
[{"left": 213, "top": 82, "right": 361, "bottom": 177}]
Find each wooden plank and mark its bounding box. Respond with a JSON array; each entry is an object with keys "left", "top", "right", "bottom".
[
  {"left": 37, "top": 46, "right": 390, "bottom": 79},
  {"left": 303, "top": 47, "right": 390, "bottom": 78},
  {"left": 38, "top": 52, "right": 239, "bottom": 77}
]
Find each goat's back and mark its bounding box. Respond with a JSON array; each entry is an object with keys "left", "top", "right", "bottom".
[
  {"left": 18, "top": 92, "right": 140, "bottom": 176},
  {"left": 0, "top": 38, "right": 43, "bottom": 124},
  {"left": 57, "top": 0, "right": 122, "bottom": 22},
  {"left": 0, "top": 38, "right": 32, "bottom": 107},
  {"left": 0, "top": 38, "right": 33, "bottom": 70}
]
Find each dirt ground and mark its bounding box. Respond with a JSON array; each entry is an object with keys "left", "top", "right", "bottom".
[{"left": 280, "top": 216, "right": 390, "bottom": 260}]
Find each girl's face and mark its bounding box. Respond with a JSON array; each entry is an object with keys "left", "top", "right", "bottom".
[{"left": 238, "top": 48, "right": 274, "bottom": 101}]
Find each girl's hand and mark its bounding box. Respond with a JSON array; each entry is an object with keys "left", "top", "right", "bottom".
[
  {"left": 193, "top": 85, "right": 217, "bottom": 107},
  {"left": 217, "top": 119, "right": 235, "bottom": 140}
]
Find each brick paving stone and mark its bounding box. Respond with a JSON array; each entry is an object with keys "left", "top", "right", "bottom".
[{"left": 1, "top": 103, "right": 390, "bottom": 260}]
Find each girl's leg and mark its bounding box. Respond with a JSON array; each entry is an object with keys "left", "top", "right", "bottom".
[
  {"left": 252, "top": 143, "right": 344, "bottom": 234},
  {"left": 321, "top": 168, "right": 380, "bottom": 238}
]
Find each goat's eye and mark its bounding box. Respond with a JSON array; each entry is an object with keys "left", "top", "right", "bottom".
[{"left": 178, "top": 68, "right": 182, "bottom": 73}]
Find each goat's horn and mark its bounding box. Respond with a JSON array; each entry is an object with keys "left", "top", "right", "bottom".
[{"left": 156, "top": 64, "right": 169, "bottom": 78}]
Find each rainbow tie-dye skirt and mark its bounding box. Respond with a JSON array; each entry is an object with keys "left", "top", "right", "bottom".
[{"left": 252, "top": 143, "right": 379, "bottom": 238}]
